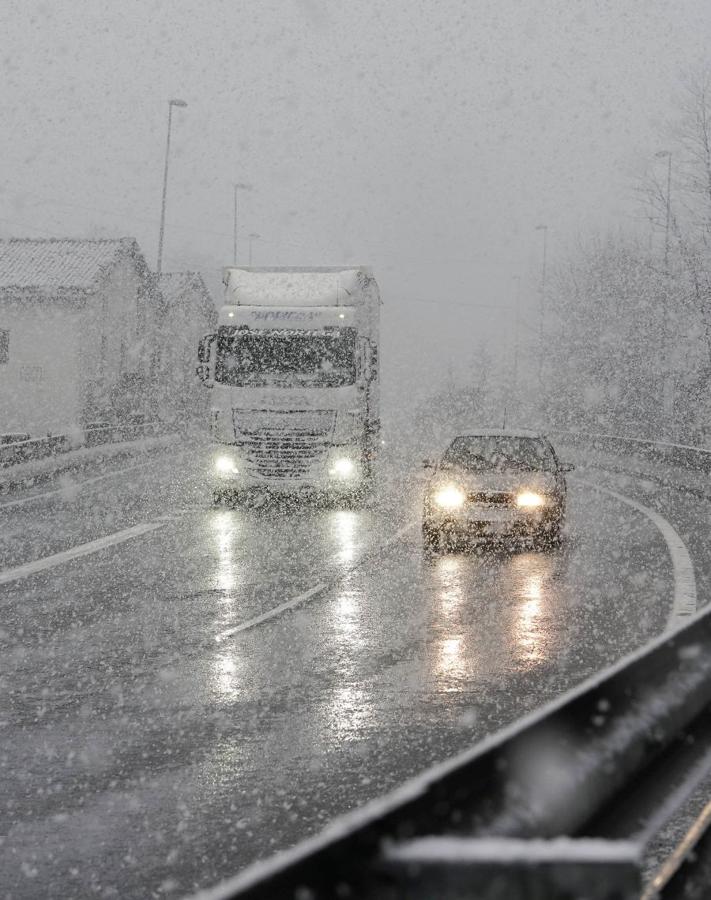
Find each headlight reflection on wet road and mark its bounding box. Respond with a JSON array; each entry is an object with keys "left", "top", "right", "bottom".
[
  {"left": 512, "top": 556, "right": 549, "bottom": 664},
  {"left": 211, "top": 510, "right": 240, "bottom": 595},
  {"left": 425, "top": 547, "right": 565, "bottom": 688},
  {"left": 213, "top": 652, "right": 246, "bottom": 701},
  {"left": 330, "top": 509, "right": 358, "bottom": 564}
]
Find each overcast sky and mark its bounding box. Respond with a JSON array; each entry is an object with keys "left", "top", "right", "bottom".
[{"left": 2, "top": 0, "right": 710, "bottom": 416}]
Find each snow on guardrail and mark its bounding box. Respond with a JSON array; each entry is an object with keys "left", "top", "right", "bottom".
[
  {"left": 552, "top": 429, "right": 711, "bottom": 473},
  {"left": 0, "top": 422, "right": 166, "bottom": 469}
]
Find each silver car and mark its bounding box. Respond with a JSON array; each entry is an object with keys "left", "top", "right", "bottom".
[{"left": 422, "top": 430, "right": 573, "bottom": 550}]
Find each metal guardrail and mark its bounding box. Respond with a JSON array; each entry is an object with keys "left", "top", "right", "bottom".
[
  {"left": 188, "top": 432, "right": 711, "bottom": 900},
  {"left": 553, "top": 430, "right": 711, "bottom": 473},
  {"left": 0, "top": 422, "right": 165, "bottom": 468},
  {"left": 191, "top": 602, "right": 711, "bottom": 900}
]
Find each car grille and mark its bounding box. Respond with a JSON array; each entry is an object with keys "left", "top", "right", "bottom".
[
  {"left": 232, "top": 409, "right": 334, "bottom": 479},
  {"left": 467, "top": 491, "right": 516, "bottom": 506}
]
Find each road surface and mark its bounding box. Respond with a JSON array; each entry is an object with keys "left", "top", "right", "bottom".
[{"left": 0, "top": 440, "right": 704, "bottom": 898}]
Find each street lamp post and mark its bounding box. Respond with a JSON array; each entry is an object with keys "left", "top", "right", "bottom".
[
  {"left": 655, "top": 150, "right": 674, "bottom": 435},
  {"left": 511, "top": 274, "right": 521, "bottom": 401},
  {"left": 156, "top": 98, "right": 187, "bottom": 275},
  {"left": 535, "top": 224, "right": 548, "bottom": 389},
  {"left": 248, "top": 232, "right": 261, "bottom": 266},
  {"left": 233, "top": 183, "right": 252, "bottom": 264}
]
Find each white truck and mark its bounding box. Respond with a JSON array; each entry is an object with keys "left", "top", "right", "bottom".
[{"left": 197, "top": 266, "right": 380, "bottom": 501}]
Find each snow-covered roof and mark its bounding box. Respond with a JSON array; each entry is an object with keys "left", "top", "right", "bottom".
[
  {"left": 159, "top": 271, "right": 216, "bottom": 322},
  {"left": 0, "top": 237, "right": 143, "bottom": 290},
  {"left": 160, "top": 271, "right": 209, "bottom": 304}
]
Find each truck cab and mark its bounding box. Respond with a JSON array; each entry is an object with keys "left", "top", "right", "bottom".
[{"left": 197, "top": 267, "right": 380, "bottom": 501}]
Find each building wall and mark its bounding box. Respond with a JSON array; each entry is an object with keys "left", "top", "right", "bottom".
[
  {"left": 0, "top": 298, "right": 81, "bottom": 435},
  {"left": 159, "top": 284, "right": 216, "bottom": 424},
  {"left": 81, "top": 255, "right": 151, "bottom": 421},
  {"left": 0, "top": 250, "right": 153, "bottom": 434}
]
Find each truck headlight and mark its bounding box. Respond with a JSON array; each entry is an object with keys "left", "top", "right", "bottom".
[
  {"left": 433, "top": 485, "right": 466, "bottom": 509},
  {"left": 215, "top": 454, "right": 239, "bottom": 476},
  {"left": 330, "top": 457, "right": 356, "bottom": 478},
  {"left": 516, "top": 491, "right": 545, "bottom": 508}
]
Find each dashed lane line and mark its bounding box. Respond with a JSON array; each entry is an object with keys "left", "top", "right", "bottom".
[
  {"left": 576, "top": 479, "right": 697, "bottom": 628},
  {"left": 215, "top": 520, "right": 416, "bottom": 641},
  {"left": 0, "top": 521, "right": 167, "bottom": 586}
]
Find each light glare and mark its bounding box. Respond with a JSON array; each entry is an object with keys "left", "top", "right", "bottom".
[
  {"left": 215, "top": 455, "right": 238, "bottom": 474},
  {"left": 434, "top": 485, "right": 466, "bottom": 509},
  {"left": 331, "top": 457, "right": 356, "bottom": 478},
  {"left": 516, "top": 491, "right": 545, "bottom": 508}
]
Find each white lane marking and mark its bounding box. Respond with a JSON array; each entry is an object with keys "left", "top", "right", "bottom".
[
  {"left": 216, "top": 520, "right": 416, "bottom": 641},
  {"left": 0, "top": 461, "right": 154, "bottom": 510},
  {"left": 0, "top": 521, "right": 166, "bottom": 586},
  {"left": 576, "top": 479, "right": 697, "bottom": 628}
]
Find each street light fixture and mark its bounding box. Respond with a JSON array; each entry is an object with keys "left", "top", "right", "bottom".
[
  {"left": 233, "top": 183, "right": 253, "bottom": 264},
  {"left": 156, "top": 98, "right": 188, "bottom": 274}
]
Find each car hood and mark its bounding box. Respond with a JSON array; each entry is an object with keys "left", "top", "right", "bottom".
[{"left": 429, "top": 468, "right": 558, "bottom": 493}]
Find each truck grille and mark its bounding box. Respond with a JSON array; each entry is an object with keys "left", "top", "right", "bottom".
[{"left": 232, "top": 409, "right": 334, "bottom": 479}]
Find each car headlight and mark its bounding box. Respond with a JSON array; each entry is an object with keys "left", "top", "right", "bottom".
[
  {"left": 516, "top": 490, "right": 545, "bottom": 508},
  {"left": 330, "top": 457, "right": 356, "bottom": 478},
  {"left": 215, "top": 454, "right": 239, "bottom": 475},
  {"left": 433, "top": 485, "right": 466, "bottom": 509}
]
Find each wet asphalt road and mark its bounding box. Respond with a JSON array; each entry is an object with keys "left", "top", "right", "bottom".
[{"left": 0, "top": 442, "right": 702, "bottom": 899}]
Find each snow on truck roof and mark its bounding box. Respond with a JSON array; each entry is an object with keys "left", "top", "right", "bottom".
[{"left": 222, "top": 267, "right": 375, "bottom": 307}]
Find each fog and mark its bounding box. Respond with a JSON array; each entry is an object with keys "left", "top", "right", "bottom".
[
  {"left": 4, "top": 4, "right": 711, "bottom": 899},
  {"left": 3, "top": 0, "right": 710, "bottom": 421}
]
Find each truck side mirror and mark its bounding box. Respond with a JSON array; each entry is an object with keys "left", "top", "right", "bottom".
[
  {"left": 197, "top": 333, "right": 217, "bottom": 387},
  {"left": 369, "top": 344, "right": 378, "bottom": 382},
  {"left": 198, "top": 332, "right": 216, "bottom": 363},
  {"left": 363, "top": 340, "right": 378, "bottom": 383}
]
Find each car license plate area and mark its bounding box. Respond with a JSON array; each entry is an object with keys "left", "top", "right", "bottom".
[{"left": 467, "top": 506, "right": 514, "bottom": 523}]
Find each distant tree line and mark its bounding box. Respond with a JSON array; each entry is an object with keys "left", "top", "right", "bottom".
[{"left": 542, "top": 67, "right": 711, "bottom": 444}]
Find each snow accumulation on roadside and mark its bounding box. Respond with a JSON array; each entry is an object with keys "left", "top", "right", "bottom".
[{"left": 0, "top": 433, "right": 177, "bottom": 490}]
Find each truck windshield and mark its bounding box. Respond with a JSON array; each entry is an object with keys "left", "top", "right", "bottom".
[{"left": 215, "top": 326, "right": 357, "bottom": 387}]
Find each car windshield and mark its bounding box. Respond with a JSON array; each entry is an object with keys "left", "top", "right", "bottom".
[
  {"left": 215, "top": 326, "right": 356, "bottom": 387},
  {"left": 441, "top": 435, "right": 556, "bottom": 472}
]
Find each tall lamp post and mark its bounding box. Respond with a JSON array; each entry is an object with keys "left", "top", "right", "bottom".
[
  {"left": 156, "top": 98, "right": 188, "bottom": 274},
  {"left": 511, "top": 274, "right": 521, "bottom": 402},
  {"left": 655, "top": 150, "right": 673, "bottom": 434},
  {"left": 233, "top": 183, "right": 252, "bottom": 264},
  {"left": 535, "top": 224, "right": 548, "bottom": 389},
  {"left": 248, "top": 232, "right": 261, "bottom": 266}
]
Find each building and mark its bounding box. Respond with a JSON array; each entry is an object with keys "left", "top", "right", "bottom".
[
  {"left": 157, "top": 271, "right": 217, "bottom": 423},
  {"left": 0, "top": 237, "right": 156, "bottom": 436}
]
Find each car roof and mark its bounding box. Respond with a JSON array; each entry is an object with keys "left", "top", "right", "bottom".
[{"left": 450, "top": 429, "right": 546, "bottom": 440}]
